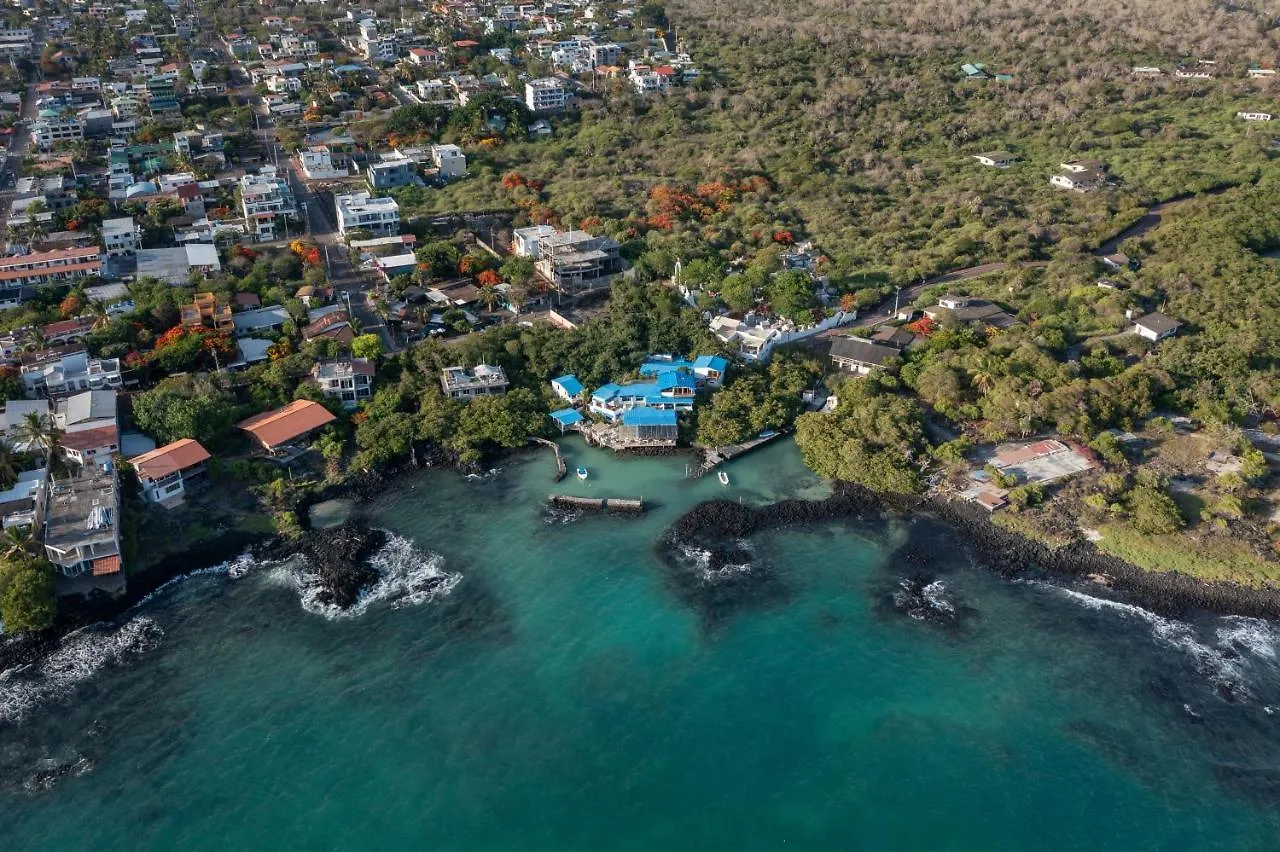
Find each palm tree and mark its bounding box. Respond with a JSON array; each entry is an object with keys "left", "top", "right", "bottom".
[
  {"left": 14, "top": 412, "right": 62, "bottom": 460},
  {"left": 25, "top": 329, "right": 48, "bottom": 353},
  {"left": 2, "top": 525, "right": 33, "bottom": 559},
  {"left": 87, "top": 298, "right": 111, "bottom": 330},
  {"left": 477, "top": 284, "right": 502, "bottom": 313}
]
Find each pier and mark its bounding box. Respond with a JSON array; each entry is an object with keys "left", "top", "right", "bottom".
[
  {"left": 549, "top": 494, "right": 646, "bottom": 513},
  {"left": 530, "top": 437, "right": 567, "bottom": 481},
  {"left": 692, "top": 430, "right": 787, "bottom": 477}
]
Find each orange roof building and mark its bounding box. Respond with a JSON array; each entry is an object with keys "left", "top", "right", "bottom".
[
  {"left": 129, "top": 438, "right": 212, "bottom": 505},
  {"left": 237, "top": 399, "right": 335, "bottom": 451}
]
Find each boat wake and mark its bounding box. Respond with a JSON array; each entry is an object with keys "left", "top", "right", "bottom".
[
  {"left": 296, "top": 532, "right": 461, "bottom": 619},
  {"left": 1027, "top": 582, "right": 1277, "bottom": 703},
  {"left": 0, "top": 617, "right": 163, "bottom": 727}
]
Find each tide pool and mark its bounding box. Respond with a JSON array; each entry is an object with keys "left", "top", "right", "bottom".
[{"left": 2, "top": 440, "right": 1279, "bottom": 850}]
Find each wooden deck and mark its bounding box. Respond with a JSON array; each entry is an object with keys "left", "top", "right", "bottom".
[
  {"left": 692, "top": 431, "right": 787, "bottom": 477},
  {"left": 579, "top": 422, "right": 677, "bottom": 451}
]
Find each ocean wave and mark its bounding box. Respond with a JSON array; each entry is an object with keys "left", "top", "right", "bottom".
[
  {"left": 676, "top": 541, "right": 754, "bottom": 582},
  {"left": 129, "top": 552, "right": 262, "bottom": 610},
  {"left": 296, "top": 532, "right": 461, "bottom": 619},
  {"left": 1216, "top": 616, "right": 1280, "bottom": 663},
  {"left": 463, "top": 467, "right": 503, "bottom": 482},
  {"left": 0, "top": 617, "right": 163, "bottom": 726},
  {"left": 1025, "top": 581, "right": 1253, "bottom": 702}
]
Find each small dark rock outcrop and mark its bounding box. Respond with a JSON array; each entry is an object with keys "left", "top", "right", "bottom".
[
  {"left": 294, "top": 521, "right": 386, "bottom": 609},
  {"left": 889, "top": 575, "right": 962, "bottom": 625}
]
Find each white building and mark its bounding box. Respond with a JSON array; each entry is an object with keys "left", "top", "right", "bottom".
[
  {"left": 710, "top": 311, "right": 854, "bottom": 362},
  {"left": 334, "top": 191, "right": 400, "bottom": 236},
  {"left": 512, "top": 224, "right": 559, "bottom": 257},
  {"left": 525, "top": 77, "right": 570, "bottom": 112},
  {"left": 239, "top": 167, "right": 298, "bottom": 241},
  {"left": 298, "top": 146, "right": 349, "bottom": 179},
  {"left": 1237, "top": 111, "right": 1273, "bottom": 122},
  {"left": 129, "top": 439, "right": 211, "bottom": 506},
  {"left": 440, "top": 365, "right": 508, "bottom": 399},
  {"left": 430, "top": 144, "right": 467, "bottom": 180},
  {"left": 31, "top": 117, "right": 83, "bottom": 150},
  {"left": 100, "top": 217, "right": 140, "bottom": 257},
  {"left": 22, "top": 352, "right": 123, "bottom": 398}
]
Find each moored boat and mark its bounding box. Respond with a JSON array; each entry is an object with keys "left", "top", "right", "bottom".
[
  {"left": 718, "top": 471, "right": 730, "bottom": 486},
  {"left": 576, "top": 466, "right": 589, "bottom": 480}
]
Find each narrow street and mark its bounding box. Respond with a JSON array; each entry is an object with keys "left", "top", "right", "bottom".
[{"left": 254, "top": 116, "right": 396, "bottom": 352}]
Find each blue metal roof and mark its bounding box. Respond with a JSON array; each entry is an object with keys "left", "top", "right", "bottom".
[
  {"left": 657, "top": 372, "right": 697, "bottom": 391},
  {"left": 591, "top": 383, "right": 622, "bottom": 400},
  {"left": 639, "top": 358, "right": 694, "bottom": 376},
  {"left": 552, "top": 375, "right": 584, "bottom": 396},
  {"left": 622, "top": 408, "right": 677, "bottom": 426},
  {"left": 693, "top": 355, "right": 729, "bottom": 373},
  {"left": 549, "top": 408, "right": 583, "bottom": 425}
]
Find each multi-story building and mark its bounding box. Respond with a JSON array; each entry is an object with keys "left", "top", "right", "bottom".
[
  {"left": 440, "top": 365, "right": 508, "bottom": 400},
  {"left": 534, "top": 230, "right": 622, "bottom": 290},
  {"left": 101, "top": 217, "right": 140, "bottom": 257},
  {"left": 525, "top": 77, "right": 570, "bottom": 112},
  {"left": 42, "top": 462, "right": 124, "bottom": 588},
  {"left": 416, "top": 78, "right": 458, "bottom": 106},
  {"left": 430, "top": 144, "right": 467, "bottom": 181},
  {"left": 128, "top": 439, "right": 211, "bottom": 506},
  {"left": 22, "top": 351, "right": 123, "bottom": 398},
  {"left": 312, "top": 358, "right": 374, "bottom": 407},
  {"left": 239, "top": 168, "right": 298, "bottom": 241},
  {"left": 367, "top": 154, "right": 417, "bottom": 189},
  {"left": 0, "top": 247, "right": 102, "bottom": 290},
  {"left": 180, "top": 292, "right": 235, "bottom": 330},
  {"left": 334, "top": 191, "right": 400, "bottom": 236},
  {"left": 30, "top": 116, "right": 83, "bottom": 150}
]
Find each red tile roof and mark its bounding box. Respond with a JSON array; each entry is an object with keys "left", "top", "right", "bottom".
[
  {"left": 62, "top": 425, "right": 119, "bottom": 453},
  {"left": 129, "top": 438, "right": 211, "bottom": 481},
  {"left": 92, "top": 555, "right": 121, "bottom": 576},
  {"left": 237, "top": 399, "right": 335, "bottom": 449}
]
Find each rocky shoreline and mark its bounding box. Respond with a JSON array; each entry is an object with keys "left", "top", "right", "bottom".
[
  {"left": 8, "top": 443, "right": 1280, "bottom": 673},
  {"left": 662, "top": 481, "right": 1280, "bottom": 621}
]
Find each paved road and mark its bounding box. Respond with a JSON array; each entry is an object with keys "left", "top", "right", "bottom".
[
  {"left": 253, "top": 116, "right": 396, "bottom": 352},
  {"left": 0, "top": 31, "right": 44, "bottom": 244}
]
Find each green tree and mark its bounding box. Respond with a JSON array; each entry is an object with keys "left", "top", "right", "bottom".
[
  {"left": 351, "top": 333, "right": 382, "bottom": 360},
  {"left": 766, "top": 270, "right": 815, "bottom": 323},
  {"left": 1126, "top": 486, "right": 1184, "bottom": 535},
  {"left": 133, "top": 376, "right": 239, "bottom": 447},
  {"left": 0, "top": 556, "right": 56, "bottom": 633},
  {"left": 794, "top": 380, "right": 927, "bottom": 493}
]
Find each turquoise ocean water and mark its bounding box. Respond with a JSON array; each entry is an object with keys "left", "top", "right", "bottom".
[{"left": 2, "top": 439, "right": 1280, "bottom": 850}]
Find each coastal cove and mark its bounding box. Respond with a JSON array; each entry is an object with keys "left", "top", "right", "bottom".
[{"left": 2, "top": 440, "right": 1280, "bottom": 850}]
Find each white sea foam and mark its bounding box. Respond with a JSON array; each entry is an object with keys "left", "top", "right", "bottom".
[
  {"left": 1216, "top": 616, "right": 1280, "bottom": 662},
  {"left": 296, "top": 532, "right": 461, "bottom": 619},
  {"left": 1025, "top": 581, "right": 1253, "bottom": 701},
  {"left": 463, "top": 467, "right": 503, "bottom": 482},
  {"left": 0, "top": 617, "right": 163, "bottom": 726},
  {"left": 129, "top": 552, "right": 262, "bottom": 610},
  {"left": 678, "top": 540, "right": 754, "bottom": 582},
  {"left": 921, "top": 581, "right": 955, "bottom": 616}
]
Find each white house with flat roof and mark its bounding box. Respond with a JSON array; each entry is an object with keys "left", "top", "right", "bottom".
[
  {"left": 430, "top": 144, "right": 467, "bottom": 180},
  {"left": 334, "top": 191, "right": 400, "bottom": 236},
  {"left": 101, "top": 217, "right": 139, "bottom": 257}
]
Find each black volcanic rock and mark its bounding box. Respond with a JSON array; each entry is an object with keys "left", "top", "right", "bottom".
[{"left": 294, "top": 521, "right": 385, "bottom": 609}]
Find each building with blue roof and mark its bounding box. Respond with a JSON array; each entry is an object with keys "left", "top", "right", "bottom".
[
  {"left": 551, "top": 375, "right": 584, "bottom": 402},
  {"left": 548, "top": 408, "right": 583, "bottom": 432},
  {"left": 692, "top": 355, "right": 729, "bottom": 385},
  {"left": 589, "top": 378, "right": 695, "bottom": 421},
  {"left": 620, "top": 408, "right": 678, "bottom": 444}
]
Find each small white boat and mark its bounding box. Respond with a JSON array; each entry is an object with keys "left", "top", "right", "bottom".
[
  {"left": 576, "top": 466, "right": 589, "bottom": 481},
  {"left": 718, "top": 471, "right": 730, "bottom": 486}
]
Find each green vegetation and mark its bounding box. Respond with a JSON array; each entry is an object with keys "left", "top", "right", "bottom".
[
  {"left": 694, "top": 353, "right": 820, "bottom": 447},
  {"left": 0, "top": 556, "right": 56, "bottom": 634},
  {"left": 794, "top": 377, "right": 928, "bottom": 493}
]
